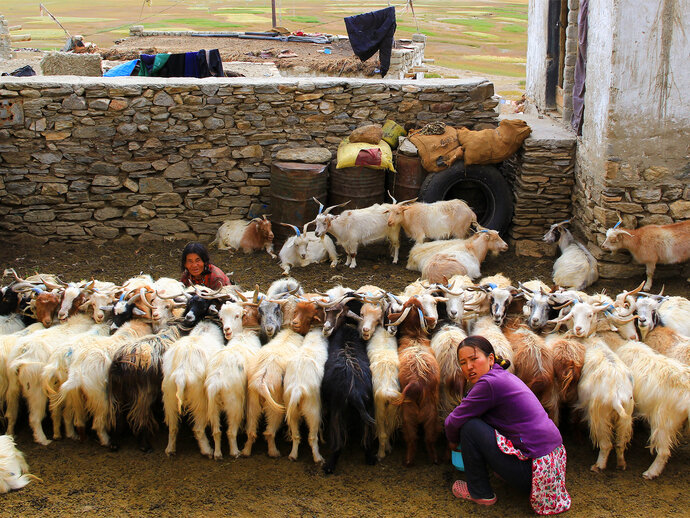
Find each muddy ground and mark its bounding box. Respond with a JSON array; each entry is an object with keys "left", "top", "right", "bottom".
[{"left": 1, "top": 239, "right": 689, "bottom": 517}]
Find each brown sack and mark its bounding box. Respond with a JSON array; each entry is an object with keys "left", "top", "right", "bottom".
[
  {"left": 408, "top": 126, "right": 464, "bottom": 173},
  {"left": 350, "top": 124, "right": 384, "bottom": 145},
  {"left": 457, "top": 119, "right": 532, "bottom": 165}
]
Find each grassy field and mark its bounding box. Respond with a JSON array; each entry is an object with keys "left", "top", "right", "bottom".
[{"left": 4, "top": 0, "right": 527, "bottom": 79}]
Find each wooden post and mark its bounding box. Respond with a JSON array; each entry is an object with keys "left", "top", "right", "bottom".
[{"left": 271, "top": 0, "right": 277, "bottom": 28}]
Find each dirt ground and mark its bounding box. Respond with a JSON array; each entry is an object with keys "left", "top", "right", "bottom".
[{"left": 1, "top": 239, "right": 689, "bottom": 517}]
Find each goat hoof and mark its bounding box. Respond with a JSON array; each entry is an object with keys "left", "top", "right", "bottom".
[
  {"left": 288, "top": 455, "right": 297, "bottom": 462},
  {"left": 590, "top": 464, "right": 603, "bottom": 472},
  {"left": 37, "top": 438, "right": 52, "bottom": 446},
  {"left": 616, "top": 463, "right": 627, "bottom": 471},
  {"left": 214, "top": 453, "right": 223, "bottom": 461},
  {"left": 642, "top": 470, "right": 657, "bottom": 480},
  {"left": 165, "top": 449, "right": 176, "bottom": 457}
]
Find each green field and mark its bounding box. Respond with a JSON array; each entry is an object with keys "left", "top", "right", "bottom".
[{"left": 5, "top": 0, "right": 527, "bottom": 81}]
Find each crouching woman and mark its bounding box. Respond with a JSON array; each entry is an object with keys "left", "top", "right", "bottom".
[{"left": 444, "top": 336, "right": 570, "bottom": 515}]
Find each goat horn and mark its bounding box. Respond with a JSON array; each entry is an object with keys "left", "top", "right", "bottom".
[
  {"left": 387, "top": 292, "right": 403, "bottom": 305},
  {"left": 253, "top": 285, "right": 260, "bottom": 304},
  {"left": 387, "top": 190, "right": 397, "bottom": 204},
  {"left": 399, "top": 197, "right": 417, "bottom": 206},
  {"left": 417, "top": 308, "right": 429, "bottom": 334},
  {"left": 312, "top": 197, "right": 325, "bottom": 215},
  {"left": 438, "top": 284, "right": 464, "bottom": 296},
  {"left": 3, "top": 268, "right": 23, "bottom": 282},
  {"left": 139, "top": 288, "right": 155, "bottom": 310},
  {"left": 233, "top": 289, "right": 248, "bottom": 302},
  {"left": 388, "top": 306, "right": 411, "bottom": 326},
  {"left": 280, "top": 222, "right": 301, "bottom": 236},
  {"left": 346, "top": 309, "right": 363, "bottom": 322},
  {"left": 322, "top": 200, "right": 350, "bottom": 215},
  {"left": 546, "top": 311, "right": 573, "bottom": 325}
]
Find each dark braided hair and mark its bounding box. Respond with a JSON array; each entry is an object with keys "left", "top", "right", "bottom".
[{"left": 458, "top": 335, "right": 511, "bottom": 370}]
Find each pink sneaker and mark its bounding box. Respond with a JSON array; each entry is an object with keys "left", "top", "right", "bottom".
[{"left": 452, "top": 480, "right": 497, "bottom": 506}]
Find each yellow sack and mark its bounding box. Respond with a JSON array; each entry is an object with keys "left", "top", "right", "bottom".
[
  {"left": 336, "top": 138, "right": 395, "bottom": 172},
  {"left": 457, "top": 119, "right": 532, "bottom": 165},
  {"left": 382, "top": 120, "right": 407, "bottom": 148}
]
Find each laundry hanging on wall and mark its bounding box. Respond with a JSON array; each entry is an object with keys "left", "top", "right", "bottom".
[{"left": 344, "top": 6, "right": 397, "bottom": 78}]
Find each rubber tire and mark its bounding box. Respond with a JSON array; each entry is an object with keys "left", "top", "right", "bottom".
[{"left": 419, "top": 162, "right": 513, "bottom": 234}]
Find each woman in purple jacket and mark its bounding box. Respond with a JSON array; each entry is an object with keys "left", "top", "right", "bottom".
[{"left": 444, "top": 336, "right": 570, "bottom": 515}]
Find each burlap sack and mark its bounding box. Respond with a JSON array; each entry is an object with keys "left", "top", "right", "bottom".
[
  {"left": 457, "top": 119, "right": 532, "bottom": 165},
  {"left": 408, "top": 126, "right": 464, "bottom": 173},
  {"left": 350, "top": 124, "right": 384, "bottom": 145}
]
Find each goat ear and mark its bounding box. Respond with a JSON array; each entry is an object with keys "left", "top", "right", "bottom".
[
  {"left": 132, "top": 307, "right": 146, "bottom": 316},
  {"left": 313, "top": 314, "right": 322, "bottom": 323}
]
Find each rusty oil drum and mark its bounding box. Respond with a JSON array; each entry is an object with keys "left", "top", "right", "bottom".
[
  {"left": 270, "top": 161, "right": 328, "bottom": 245},
  {"left": 328, "top": 162, "right": 386, "bottom": 215},
  {"left": 390, "top": 154, "right": 426, "bottom": 201}
]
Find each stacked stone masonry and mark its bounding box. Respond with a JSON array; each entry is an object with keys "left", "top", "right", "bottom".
[
  {"left": 0, "top": 16, "right": 11, "bottom": 61},
  {"left": 0, "top": 76, "right": 498, "bottom": 245},
  {"left": 561, "top": 0, "right": 579, "bottom": 125}
]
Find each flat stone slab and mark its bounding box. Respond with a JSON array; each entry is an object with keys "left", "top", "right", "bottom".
[
  {"left": 275, "top": 147, "right": 332, "bottom": 164},
  {"left": 40, "top": 52, "right": 102, "bottom": 77}
]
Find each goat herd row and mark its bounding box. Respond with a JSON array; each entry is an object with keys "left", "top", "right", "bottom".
[{"left": 0, "top": 264, "right": 688, "bottom": 484}]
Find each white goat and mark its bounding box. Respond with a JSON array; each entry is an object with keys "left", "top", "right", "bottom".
[
  {"left": 0, "top": 435, "right": 38, "bottom": 493},
  {"left": 279, "top": 223, "right": 338, "bottom": 275},
  {"left": 602, "top": 331, "right": 690, "bottom": 479},
  {"left": 6, "top": 313, "right": 96, "bottom": 445},
  {"left": 41, "top": 323, "right": 110, "bottom": 441},
  {"left": 313, "top": 199, "right": 401, "bottom": 268},
  {"left": 366, "top": 327, "right": 401, "bottom": 459},
  {"left": 643, "top": 326, "right": 690, "bottom": 366},
  {"left": 408, "top": 230, "right": 509, "bottom": 281},
  {"left": 479, "top": 273, "right": 519, "bottom": 326},
  {"left": 57, "top": 320, "right": 153, "bottom": 447},
  {"left": 283, "top": 327, "right": 329, "bottom": 463},
  {"left": 430, "top": 324, "right": 467, "bottom": 416},
  {"left": 162, "top": 321, "right": 225, "bottom": 457},
  {"left": 210, "top": 216, "right": 276, "bottom": 258},
  {"left": 242, "top": 328, "right": 303, "bottom": 457},
  {"left": 0, "top": 314, "right": 26, "bottom": 336},
  {"left": 635, "top": 294, "right": 690, "bottom": 339},
  {"left": 543, "top": 220, "right": 598, "bottom": 290},
  {"left": 206, "top": 302, "right": 262, "bottom": 459},
  {"left": 577, "top": 336, "right": 634, "bottom": 472},
  {"left": 386, "top": 199, "right": 477, "bottom": 244}
]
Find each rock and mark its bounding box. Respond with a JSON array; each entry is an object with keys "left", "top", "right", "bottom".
[
  {"left": 24, "top": 210, "right": 56, "bottom": 223},
  {"left": 41, "top": 183, "right": 68, "bottom": 196},
  {"left": 163, "top": 161, "right": 191, "bottom": 179},
  {"left": 139, "top": 178, "right": 173, "bottom": 194},
  {"left": 204, "top": 117, "right": 225, "bottom": 130},
  {"left": 32, "top": 152, "right": 63, "bottom": 165},
  {"left": 232, "top": 145, "right": 263, "bottom": 159},
  {"left": 152, "top": 193, "right": 182, "bottom": 207},
  {"left": 124, "top": 205, "right": 156, "bottom": 220},
  {"left": 109, "top": 99, "right": 128, "bottom": 111},
  {"left": 153, "top": 91, "right": 175, "bottom": 107},
  {"left": 40, "top": 52, "right": 102, "bottom": 76},
  {"left": 92, "top": 226, "right": 120, "bottom": 239},
  {"left": 92, "top": 176, "right": 121, "bottom": 187},
  {"left": 94, "top": 207, "right": 123, "bottom": 221},
  {"left": 193, "top": 198, "right": 218, "bottom": 211},
  {"left": 113, "top": 234, "right": 136, "bottom": 245},
  {"left": 598, "top": 262, "right": 644, "bottom": 279},
  {"left": 199, "top": 147, "right": 231, "bottom": 158},
  {"left": 669, "top": 200, "right": 690, "bottom": 219},
  {"left": 148, "top": 218, "right": 189, "bottom": 234},
  {"left": 274, "top": 147, "right": 332, "bottom": 164}
]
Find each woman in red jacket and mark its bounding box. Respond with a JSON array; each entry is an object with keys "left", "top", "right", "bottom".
[{"left": 180, "top": 242, "right": 231, "bottom": 289}]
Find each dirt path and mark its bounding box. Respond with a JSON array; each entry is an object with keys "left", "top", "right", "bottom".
[{"left": 1, "top": 240, "right": 689, "bottom": 516}]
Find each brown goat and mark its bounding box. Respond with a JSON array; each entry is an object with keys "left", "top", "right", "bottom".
[
  {"left": 503, "top": 319, "right": 560, "bottom": 425},
  {"left": 389, "top": 298, "right": 441, "bottom": 466},
  {"left": 290, "top": 295, "right": 327, "bottom": 336}
]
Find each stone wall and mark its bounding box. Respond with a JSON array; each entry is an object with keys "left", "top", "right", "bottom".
[
  {"left": 0, "top": 15, "right": 11, "bottom": 61},
  {"left": 502, "top": 113, "right": 577, "bottom": 257},
  {"left": 0, "top": 76, "right": 498, "bottom": 245}
]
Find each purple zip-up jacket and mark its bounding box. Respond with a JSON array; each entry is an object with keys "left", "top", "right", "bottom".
[{"left": 444, "top": 364, "right": 562, "bottom": 458}]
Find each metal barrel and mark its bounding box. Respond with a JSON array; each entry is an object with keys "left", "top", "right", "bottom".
[
  {"left": 327, "top": 163, "right": 386, "bottom": 214},
  {"left": 392, "top": 154, "right": 426, "bottom": 201},
  {"left": 270, "top": 161, "right": 328, "bottom": 245}
]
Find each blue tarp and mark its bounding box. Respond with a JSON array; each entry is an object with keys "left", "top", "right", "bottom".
[{"left": 103, "top": 59, "right": 138, "bottom": 77}]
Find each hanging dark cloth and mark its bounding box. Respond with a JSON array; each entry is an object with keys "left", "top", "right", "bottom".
[
  {"left": 571, "top": 0, "right": 588, "bottom": 135},
  {"left": 344, "top": 6, "right": 396, "bottom": 77},
  {"left": 185, "top": 52, "right": 200, "bottom": 78},
  {"left": 158, "top": 53, "right": 187, "bottom": 78},
  {"left": 196, "top": 49, "right": 224, "bottom": 78}
]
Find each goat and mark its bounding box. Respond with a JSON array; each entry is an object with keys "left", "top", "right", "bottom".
[
  {"left": 321, "top": 323, "right": 377, "bottom": 473},
  {"left": 210, "top": 216, "right": 276, "bottom": 258},
  {"left": 601, "top": 218, "right": 690, "bottom": 290},
  {"left": 429, "top": 324, "right": 466, "bottom": 416},
  {"left": 283, "top": 327, "right": 329, "bottom": 463},
  {"left": 162, "top": 321, "right": 225, "bottom": 457},
  {"left": 478, "top": 273, "right": 521, "bottom": 327},
  {"left": 0, "top": 314, "right": 26, "bottom": 336},
  {"left": 353, "top": 286, "right": 387, "bottom": 340},
  {"left": 386, "top": 199, "right": 477, "bottom": 244},
  {"left": 503, "top": 320, "right": 560, "bottom": 424},
  {"left": 0, "top": 435, "right": 38, "bottom": 493},
  {"left": 409, "top": 230, "right": 509, "bottom": 281},
  {"left": 313, "top": 198, "right": 401, "bottom": 268},
  {"left": 548, "top": 296, "right": 612, "bottom": 339},
  {"left": 521, "top": 281, "right": 555, "bottom": 331},
  {"left": 57, "top": 320, "right": 153, "bottom": 448},
  {"left": 291, "top": 294, "right": 329, "bottom": 336},
  {"left": 388, "top": 298, "right": 441, "bottom": 466},
  {"left": 601, "top": 331, "right": 690, "bottom": 479},
  {"left": 430, "top": 275, "right": 476, "bottom": 327},
  {"left": 6, "top": 313, "right": 96, "bottom": 445},
  {"left": 544, "top": 334, "right": 586, "bottom": 410},
  {"left": 366, "top": 327, "right": 401, "bottom": 460},
  {"left": 206, "top": 302, "right": 262, "bottom": 459},
  {"left": 543, "top": 220, "right": 599, "bottom": 290},
  {"left": 643, "top": 326, "right": 690, "bottom": 366},
  {"left": 242, "top": 329, "right": 304, "bottom": 458},
  {"left": 57, "top": 280, "right": 95, "bottom": 322},
  {"left": 634, "top": 293, "right": 690, "bottom": 339},
  {"left": 576, "top": 336, "right": 634, "bottom": 472},
  {"left": 41, "top": 323, "right": 111, "bottom": 441},
  {"left": 108, "top": 325, "right": 182, "bottom": 452},
  {"left": 279, "top": 223, "right": 338, "bottom": 275},
  {"left": 256, "top": 278, "right": 302, "bottom": 342},
  {"left": 77, "top": 280, "right": 118, "bottom": 324}
]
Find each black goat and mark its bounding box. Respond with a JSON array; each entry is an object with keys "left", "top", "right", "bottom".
[
  {"left": 181, "top": 295, "right": 225, "bottom": 330},
  {"left": 321, "top": 323, "right": 376, "bottom": 474},
  {"left": 108, "top": 325, "right": 182, "bottom": 452}
]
